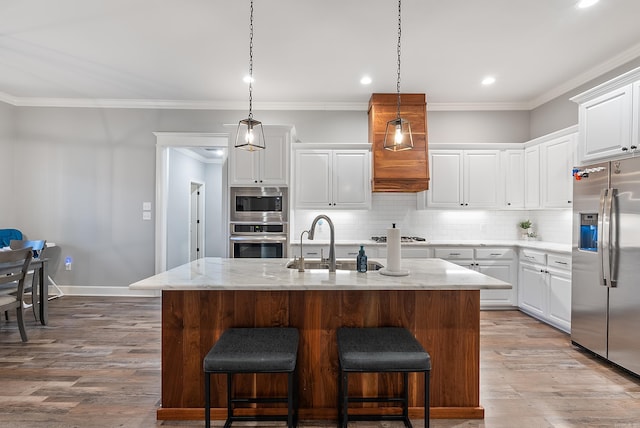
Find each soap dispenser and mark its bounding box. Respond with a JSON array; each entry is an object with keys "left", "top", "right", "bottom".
[{"left": 356, "top": 245, "right": 368, "bottom": 273}]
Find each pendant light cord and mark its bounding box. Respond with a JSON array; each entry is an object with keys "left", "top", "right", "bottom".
[
  {"left": 248, "top": 0, "right": 254, "bottom": 119},
  {"left": 395, "top": 0, "right": 402, "bottom": 119}
]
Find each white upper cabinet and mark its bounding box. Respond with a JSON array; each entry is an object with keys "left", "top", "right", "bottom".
[
  {"left": 633, "top": 80, "right": 640, "bottom": 151},
  {"left": 503, "top": 150, "right": 525, "bottom": 209},
  {"left": 572, "top": 67, "right": 640, "bottom": 164},
  {"left": 540, "top": 134, "right": 576, "bottom": 208},
  {"left": 464, "top": 150, "right": 501, "bottom": 208},
  {"left": 229, "top": 127, "right": 290, "bottom": 186},
  {"left": 578, "top": 84, "right": 632, "bottom": 163},
  {"left": 427, "top": 150, "right": 463, "bottom": 207},
  {"left": 294, "top": 148, "right": 370, "bottom": 209},
  {"left": 427, "top": 150, "right": 500, "bottom": 208},
  {"left": 524, "top": 145, "right": 540, "bottom": 209}
]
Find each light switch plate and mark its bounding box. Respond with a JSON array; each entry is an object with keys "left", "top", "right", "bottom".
[
  {"left": 143, "top": 202, "right": 152, "bottom": 211},
  {"left": 143, "top": 211, "right": 152, "bottom": 220}
]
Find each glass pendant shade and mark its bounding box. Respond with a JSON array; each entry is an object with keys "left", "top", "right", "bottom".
[
  {"left": 384, "top": 117, "right": 413, "bottom": 151},
  {"left": 235, "top": 117, "right": 266, "bottom": 151}
]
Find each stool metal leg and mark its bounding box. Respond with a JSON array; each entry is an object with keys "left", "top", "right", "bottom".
[
  {"left": 402, "top": 372, "right": 412, "bottom": 428},
  {"left": 424, "top": 371, "right": 430, "bottom": 428},
  {"left": 339, "top": 371, "right": 348, "bottom": 428},
  {"left": 287, "top": 371, "right": 294, "bottom": 428},
  {"left": 205, "top": 372, "right": 211, "bottom": 428},
  {"left": 225, "top": 373, "right": 233, "bottom": 428}
]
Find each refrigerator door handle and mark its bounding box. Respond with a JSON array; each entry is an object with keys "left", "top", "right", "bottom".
[
  {"left": 601, "top": 188, "right": 613, "bottom": 287},
  {"left": 598, "top": 188, "right": 607, "bottom": 286},
  {"left": 609, "top": 188, "right": 618, "bottom": 287}
]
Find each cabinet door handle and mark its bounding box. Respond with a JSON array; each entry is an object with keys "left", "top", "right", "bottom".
[
  {"left": 489, "top": 253, "right": 501, "bottom": 256},
  {"left": 449, "top": 252, "right": 461, "bottom": 256},
  {"left": 554, "top": 261, "right": 568, "bottom": 265},
  {"left": 307, "top": 252, "right": 319, "bottom": 256}
]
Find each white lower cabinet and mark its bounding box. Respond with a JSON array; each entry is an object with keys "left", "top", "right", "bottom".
[
  {"left": 434, "top": 247, "right": 517, "bottom": 309},
  {"left": 518, "top": 250, "right": 571, "bottom": 333}
]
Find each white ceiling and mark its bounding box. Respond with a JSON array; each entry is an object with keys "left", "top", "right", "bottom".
[{"left": 1, "top": 0, "right": 640, "bottom": 110}]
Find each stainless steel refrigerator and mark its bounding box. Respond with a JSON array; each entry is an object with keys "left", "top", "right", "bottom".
[{"left": 572, "top": 157, "right": 640, "bottom": 377}]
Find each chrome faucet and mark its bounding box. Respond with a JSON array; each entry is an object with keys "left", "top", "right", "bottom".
[
  {"left": 298, "top": 230, "right": 309, "bottom": 272},
  {"left": 307, "top": 214, "right": 336, "bottom": 272}
]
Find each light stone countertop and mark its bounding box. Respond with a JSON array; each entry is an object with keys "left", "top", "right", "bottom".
[{"left": 129, "top": 257, "right": 510, "bottom": 291}]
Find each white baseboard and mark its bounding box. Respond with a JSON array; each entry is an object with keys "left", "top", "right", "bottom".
[{"left": 53, "top": 285, "right": 161, "bottom": 298}]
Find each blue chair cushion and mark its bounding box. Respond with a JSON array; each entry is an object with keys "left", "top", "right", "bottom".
[
  {"left": 0, "top": 229, "right": 22, "bottom": 247},
  {"left": 337, "top": 327, "right": 431, "bottom": 372},
  {"left": 204, "top": 328, "right": 299, "bottom": 373}
]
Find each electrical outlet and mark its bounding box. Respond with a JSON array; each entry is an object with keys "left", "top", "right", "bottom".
[{"left": 65, "top": 256, "right": 72, "bottom": 271}]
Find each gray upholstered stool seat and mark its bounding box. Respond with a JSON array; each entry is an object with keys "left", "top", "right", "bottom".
[
  {"left": 204, "top": 328, "right": 299, "bottom": 428},
  {"left": 337, "top": 327, "right": 431, "bottom": 428}
]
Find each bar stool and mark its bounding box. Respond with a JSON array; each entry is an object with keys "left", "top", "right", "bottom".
[
  {"left": 336, "top": 327, "right": 431, "bottom": 428},
  {"left": 203, "top": 327, "right": 299, "bottom": 428}
]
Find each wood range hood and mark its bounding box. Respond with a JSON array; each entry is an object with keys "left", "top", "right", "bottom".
[{"left": 368, "top": 93, "right": 430, "bottom": 192}]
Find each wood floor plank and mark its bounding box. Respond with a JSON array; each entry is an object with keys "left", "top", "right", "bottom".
[{"left": 2, "top": 297, "right": 640, "bottom": 427}]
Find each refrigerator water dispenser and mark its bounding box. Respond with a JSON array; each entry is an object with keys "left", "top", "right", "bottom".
[{"left": 579, "top": 213, "right": 598, "bottom": 252}]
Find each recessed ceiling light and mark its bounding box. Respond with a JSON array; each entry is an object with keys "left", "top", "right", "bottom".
[
  {"left": 360, "top": 76, "right": 372, "bottom": 85},
  {"left": 243, "top": 75, "right": 255, "bottom": 84},
  {"left": 482, "top": 76, "right": 496, "bottom": 86},
  {"left": 577, "top": 0, "right": 599, "bottom": 9}
]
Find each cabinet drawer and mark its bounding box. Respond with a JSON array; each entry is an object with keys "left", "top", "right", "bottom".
[
  {"left": 434, "top": 248, "right": 474, "bottom": 260},
  {"left": 547, "top": 254, "right": 572, "bottom": 271},
  {"left": 475, "top": 248, "right": 515, "bottom": 260},
  {"left": 520, "top": 250, "right": 546, "bottom": 265}
]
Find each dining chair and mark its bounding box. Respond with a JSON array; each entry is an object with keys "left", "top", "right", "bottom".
[
  {"left": 9, "top": 240, "right": 46, "bottom": 320},
  {"left": 0, "top": 248, "right": 33, "bottom": 342}
]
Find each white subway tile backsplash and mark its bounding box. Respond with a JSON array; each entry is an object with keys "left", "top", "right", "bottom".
[{"left": 292, "top": 194, "right": 572, "bottom": 244}]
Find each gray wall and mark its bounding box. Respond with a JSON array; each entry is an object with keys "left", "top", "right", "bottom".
[
  {"left": 428, "top": 110, "right": 531, "bottom": 144},
  {"left": 0, "top": 102, "right": 16, "bottom": 226}
]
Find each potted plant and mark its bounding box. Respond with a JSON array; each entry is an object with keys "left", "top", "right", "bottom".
[{"left": 518, "top": 220, "right": 532, "bottom": 240}]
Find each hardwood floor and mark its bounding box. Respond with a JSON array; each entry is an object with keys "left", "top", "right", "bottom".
[{"left": 1, "top": 297, "right": 640, "bottom": 427}]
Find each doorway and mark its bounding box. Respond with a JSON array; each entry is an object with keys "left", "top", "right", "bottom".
[{"left": 154, "top": 132, "right": 229, "bottom": 273}]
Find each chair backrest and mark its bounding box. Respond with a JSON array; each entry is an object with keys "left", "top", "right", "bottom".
[
  {"left": 9, "top": 240, "right": 46, "bottom": 259},
  {"left": 0, "top": 248, "right": 33, "bottom": 303}
]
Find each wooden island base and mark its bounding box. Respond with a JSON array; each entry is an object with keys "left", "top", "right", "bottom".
[{"left": 159, "top": 289, "right": 484, "bottom": 421}]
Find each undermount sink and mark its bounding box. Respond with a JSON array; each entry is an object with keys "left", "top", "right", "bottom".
[{"left": 286, "top": 259, "right": 384, "bottom": 271}]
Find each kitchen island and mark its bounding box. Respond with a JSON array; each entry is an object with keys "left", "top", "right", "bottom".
[{"left": 130, "top": 257, "right": 510, "bottom": 421}]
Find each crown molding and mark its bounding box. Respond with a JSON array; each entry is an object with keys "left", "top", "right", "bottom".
[
  {"left": 2, "top": 95, "right": 532, "bottom": 112},
  {"left": 426, "top": 102, "right": 531, "bottom": 111}
]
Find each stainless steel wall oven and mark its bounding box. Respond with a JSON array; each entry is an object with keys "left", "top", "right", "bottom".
[{"left": 229, "top": 187, "right": 289, "bottom": 258}]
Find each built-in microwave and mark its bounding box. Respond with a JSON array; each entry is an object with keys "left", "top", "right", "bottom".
[{"left": 230, "top": 187, "right": 288, "bottom": 223}]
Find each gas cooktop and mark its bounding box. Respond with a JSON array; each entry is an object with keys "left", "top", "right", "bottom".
[{"left": 370, "top": 236, "right": 426, "bottom": 243}]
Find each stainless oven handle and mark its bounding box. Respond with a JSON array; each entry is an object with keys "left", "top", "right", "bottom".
[{"left": 229, "top": 235, "right": 288, "bottom": 243}]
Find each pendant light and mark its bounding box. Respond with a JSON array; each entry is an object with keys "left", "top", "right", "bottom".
[
  {"left": 384, "top": 0, "right": 413, "bottom": 152},
  {"left": 235, "top": 0, "right": 266, "bottom": 151}
]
